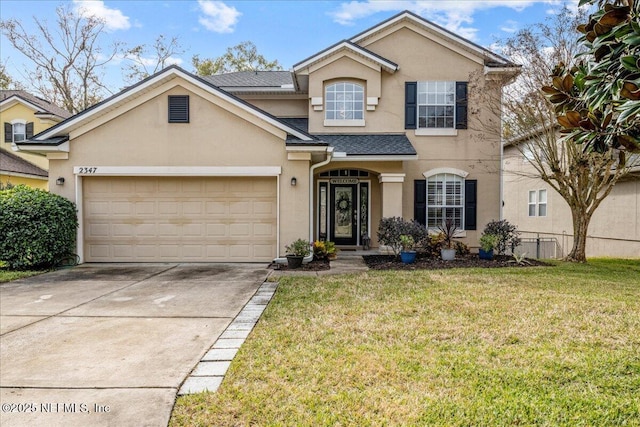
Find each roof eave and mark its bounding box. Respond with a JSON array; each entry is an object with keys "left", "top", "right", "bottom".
[
  {"left": 332, "top": 153, "right": 418, "bottom": 161},
  {"left": 13, "top": 139, "right": 69, "bottom": 154},
  {"left": 32, "top": 65, "right": 316, "bottom": 143}
]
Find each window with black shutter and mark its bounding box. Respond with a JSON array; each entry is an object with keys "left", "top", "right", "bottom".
[
  {"left": 464, "top": 179, "right": 477, "bottom": 230},
  {"left": 414, "top": 179, "right": 426, "bottom": 225},
  {"left": 4, "top": 123, "right": 12, "bottom": 142},
  {"left": 26, "top": 122, "right": 34, "bottom": 139},
  {"left": 455, "top": 82, "right": 468, "bottom": 130},
  {"left": 168, "top": 95, "right": 189, "bottom": 123},
  {"left": 405, "top": 82, "right": 417, "bottom": 129},
  {"left": 407, "top": 81, "right": 468, "bottom": 131}
]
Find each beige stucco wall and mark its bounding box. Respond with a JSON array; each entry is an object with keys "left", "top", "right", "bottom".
[
  {"left": 1, "top": 102, "right": 52, "bottom": 170},
  {"left": 239, "top": 96, "right": 308, "bottom": 118},
  {"left": 503, "top": 145, "right": 640, "bottom": 258},
  {"left": 48, "top": 80, "right": 311, "bottom": 256}
]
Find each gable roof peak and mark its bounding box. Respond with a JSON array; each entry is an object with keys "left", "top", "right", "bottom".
[
  {"left": 350, "top": 9, "right": 517, "bottom": 68},
  {"left": 292, "top": 39, "right": 398, "bottom": 73}
]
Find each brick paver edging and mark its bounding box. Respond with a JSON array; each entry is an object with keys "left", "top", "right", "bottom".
[{"left": 177, "top": 281, "right": 277, "bottom": 395}]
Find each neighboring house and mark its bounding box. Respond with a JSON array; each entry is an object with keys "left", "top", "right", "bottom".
[
  {"left": 0, "top": 148, "right": 48, "bottom": 189},
  {"left": 0, "top": 90, "right": 71, "bottom": 188},
  {"left": 16, "top": 11, "right": 519, "bottom": 263},
  {"left": 503, "top": 140, "right": 640, "bottom": 258}
]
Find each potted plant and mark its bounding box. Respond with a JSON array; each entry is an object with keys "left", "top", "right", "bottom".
[
  {"left": 478, "top": 233, "right": 498, "bottom": 260},
  {"left": 325, "top": 241, "right": 338, "bottom": 260},
  {"left": 285, "top": 238, "right": 311, "bottom": 269},
  {"left": 399, "top": 234, "right": 417, "bottom": 264},
  {"left": 438, "top": 219, "right": 459, "bottom": 261}
]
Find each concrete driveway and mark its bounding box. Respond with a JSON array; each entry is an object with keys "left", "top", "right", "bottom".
[{"left": 0, "top": 263, "right": 271, "bottom": 427}]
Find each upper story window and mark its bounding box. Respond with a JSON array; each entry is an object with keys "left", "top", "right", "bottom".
[
  {"left": 4, "top": 121, "right": 33, "bottom": 143},
  {"left": 418, "top": 81, "right": 455, "bottom": 129},
  {"left": 405, "top": 81, "right": 467, "bottom": 135},
  {"left": 325, "top": 82, "right": 364, "bottom": 125}
]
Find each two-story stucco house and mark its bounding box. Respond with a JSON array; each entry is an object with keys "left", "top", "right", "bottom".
[
  {"left": 1, "top": 90, "right": 71, "bottom": 189},
  {"left": 16, "top": 11, "right": 519, "bottom": 263}
]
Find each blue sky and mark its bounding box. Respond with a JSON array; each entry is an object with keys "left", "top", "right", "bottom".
[{"left": 1, "top": 0, "right": 583, "bottom": 90}]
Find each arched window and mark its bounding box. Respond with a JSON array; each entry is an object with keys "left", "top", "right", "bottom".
[
  {"left": 325, "top": 82, "right": 364, "bottom": 121},
  {"left": 424, "top": 169, "right": 468, "bottom": 229}
]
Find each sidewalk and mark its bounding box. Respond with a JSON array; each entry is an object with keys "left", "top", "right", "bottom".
[{"left": 270, "top": 253, "right": 371, "bottom": 278}]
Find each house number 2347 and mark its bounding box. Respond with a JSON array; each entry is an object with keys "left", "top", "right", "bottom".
[{"left": 78, "top": 167, "right": 98, "bottom": 174}]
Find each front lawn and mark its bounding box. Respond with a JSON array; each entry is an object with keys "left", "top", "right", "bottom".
[
  {"left": 170, "top": 259, "right": 640, "bottom": 426},
  {"left": 0, "top": 268, "right": 47, "bottom": 283}
]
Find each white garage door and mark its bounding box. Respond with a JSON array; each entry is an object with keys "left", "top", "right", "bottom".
[{"left": 83, "top": 176, "right": 277, "bottom": 262}]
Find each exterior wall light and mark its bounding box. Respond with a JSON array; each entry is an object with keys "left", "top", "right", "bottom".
[
  {"left": 290, "top": 177, "right": 297, "bottom": 186},
  {"left": 56, "top": 177, "right": 65, "bottom": 185}
]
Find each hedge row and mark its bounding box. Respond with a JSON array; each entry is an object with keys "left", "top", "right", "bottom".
[{"left": 0, "top": 185, "right": 78, "bottom": 270}]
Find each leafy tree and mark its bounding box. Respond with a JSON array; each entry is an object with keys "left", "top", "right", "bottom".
[
  {"left": 544, "top": 0, "right": 640, "bottom": 154},
  {"left": 123, "top": 35, "right": 184, "bottom": 85},
  {"left": 501, "top": 5, "right": 639, "bottom": 262},
  {"left": 193, "top": 41, "right": 282, "bottom": 76},
  {"left": 0, "top": 63, "right": 17, "bottom": 90},
  {"left": 0, "top": 4, "right": 122, "bottom": 113}
]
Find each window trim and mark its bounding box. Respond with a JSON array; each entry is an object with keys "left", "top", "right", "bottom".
[
  {"left": 324, "top": 81, "right": 365, "bottom": 126},
  {"left": 528, "top": 189, "right": 548, "bottom": 217},
  {"left": 7, "top": 119, "right": 27, "bottom": 143},
  {"left": 538, "top": 189, "right": 547, "bottom": 217},
  {"left": 424, "top": 171, "right": 466, "bottom": 231},
  {"left": 417, "top": 81, "right": 455, "bottom": 130}
]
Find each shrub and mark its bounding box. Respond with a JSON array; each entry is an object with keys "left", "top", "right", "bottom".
[
  {"left": 454, "top": 241, "right": 470, "bottom": 256},
  {"left": 285, "top": 238, "right": 311, "bottom": 257},
  {"left": 483, "top": 219, "right": 521, "bottom": 255},
  {"left": 377, "top": 217, "right": 428, "bottom": 256},
  {"left": 0, "top": 185, "right": 78, "bottom": 270},
  {"left": 424, "top": 232, "right": 445, "bottom": 258},
  {"left": 479, "top": 233, "right": 499, "bottom": 252}
]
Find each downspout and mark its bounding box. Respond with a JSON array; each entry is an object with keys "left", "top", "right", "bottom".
[
  {"left": 309, "top": 146, "right": 334, "bottom": 242},
  {"left": 272, "top": 146, "right": 333, "bottom": 265}
]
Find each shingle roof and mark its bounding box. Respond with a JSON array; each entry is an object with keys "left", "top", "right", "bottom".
[
  {"left": 320, "top": 134, "right": 416, "bottom": 156},
  {"left": 0, "top": 149, "right": 48, "bottom": 178},
  {"left": 203, "top": 71, "right": 295, "bottom": 89},
  {"left": 279, "top": 118, "right": 416, "bottom": 156},
  {"left": 0, "top": 90, "right": 72, "bottom": 119}
]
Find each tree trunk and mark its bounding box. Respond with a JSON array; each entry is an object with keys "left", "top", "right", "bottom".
[{"left": 566, "top": 207, "right": 592, "bottom": 262}]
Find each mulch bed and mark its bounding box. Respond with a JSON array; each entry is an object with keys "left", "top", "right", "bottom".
[
  {"left": 269, "top": 258, "right": 331, "bottom": 271},
  {"left": 363, "top": 254, "right": 551, "bottom": 270}
]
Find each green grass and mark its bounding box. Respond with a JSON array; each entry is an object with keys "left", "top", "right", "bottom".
[
  {"left": 0, "top": 269, "right": 47, "bottom": 283},
  {"left": 170, "top": 259, "right": 640, "bottom": 426}
]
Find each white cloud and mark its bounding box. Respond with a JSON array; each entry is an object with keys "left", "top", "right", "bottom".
[
  {"left": 330, "top": 0, "right": 538, "bottom": 42},
  {"left": 197, "top": 0, "right": 241, "bottom": 33},
  {"left": 500, "top": 19, "right": 519, "bottom": 33},
  {"left": 73, "top": 0, "right": 131, "bottom": 31}
]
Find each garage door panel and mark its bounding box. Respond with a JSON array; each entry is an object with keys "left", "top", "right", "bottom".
[{"left": 83, "top": 177, "right": 277, "bottom": 262}]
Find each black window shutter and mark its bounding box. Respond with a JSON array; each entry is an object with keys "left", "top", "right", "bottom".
[
  {"left": 405, "top": 82, "right": 417, "bottom": 129},
  {"left": 25, "top": 122, "right": 34, "bottom": 139},
  {"left": 464, "top": 179, "right": 477, "bottom": 230},
  {"left": 455, "top": 82, "right": 468, "bottom": 130},
  {"left": 4, "top": 123, "right": 12, "bottom": 142},
  {"left": 414, "top": 179, "right": 426, "bottom": 225},
  {"left": 168, "top": 95, "right": 189, "bottom": 123}
]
